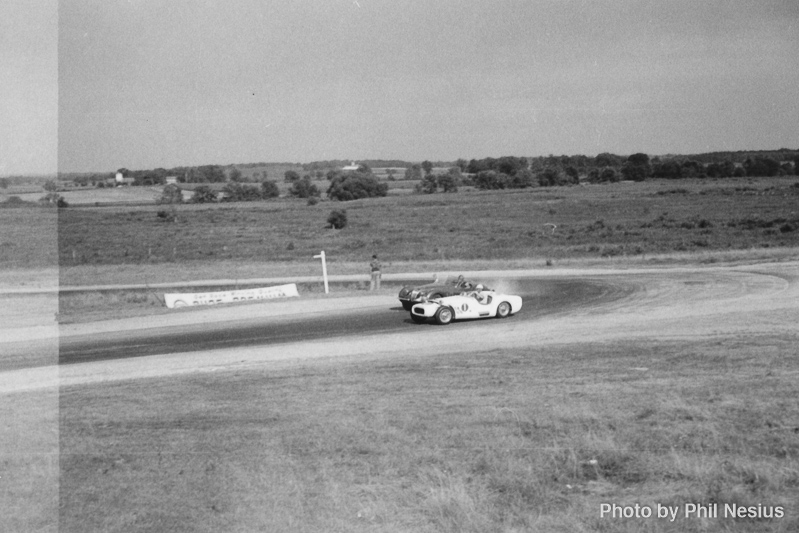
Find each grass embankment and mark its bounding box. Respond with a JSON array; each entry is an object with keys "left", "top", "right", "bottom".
[{"left": 60, "top": 337, "right": 799, "bottom": 532}]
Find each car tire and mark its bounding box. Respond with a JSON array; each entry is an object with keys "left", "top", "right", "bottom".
[
  {"left": 435, "top": 307, "right": 454, "bottom": 325},
  {"left": 411, "top": 313, "right": 426, "bottom": 324},
  {"left": 496, "top": 301, "right": 511, "bottom": 318},
  {"left": 401, "top": 301, "right": 413, "bottom": 311}
]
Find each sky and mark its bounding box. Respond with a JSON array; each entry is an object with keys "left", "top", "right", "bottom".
[{"left": 3, "top": 1, "right": 799, "bottom": 175}]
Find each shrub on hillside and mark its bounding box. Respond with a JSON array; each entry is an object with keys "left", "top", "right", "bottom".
[
  {"left": 327, "top": 209, "right": 347, "bottom": 229},
  {"left": 289, "top": 177, "right": 320, "bottom": 199},
  {"left": 222, "top": 182, "right": 262, "bottom": 202},
  {"left": 39, "top": 193, "right": 68, "bottom": 208},
  {"left": 0, "top": 196, "right": 29, "bottom": 208},
  {"left": 474, "top": 170, "right": 510, "bottom": 190},
  {"left": 189, "top": 185, "right": 217, "bottom": 203},
  {"left": 537, "top": 167, "right": 576, "bottom": 187},
  {"left": 437, "top": 172, "right": 458, "bottom": 193},
  {"left": 157, "top": 184, "right": 184, "bottom": 204},
  {"left": 261, "top": 180, "right": 280, "bottom": 199},
  {"left": 417, "top": 173, "right": 438, "bottom": 194},
  {"left": 327, "top": 174, "right": 387, "bottom": 201},
  {"left": 586, "top": 167, "right": 620, "bottom": 183}
]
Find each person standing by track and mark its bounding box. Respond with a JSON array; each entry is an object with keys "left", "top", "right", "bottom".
[{"left": 369, "top": 254, "right": 382, "bottom": 290}]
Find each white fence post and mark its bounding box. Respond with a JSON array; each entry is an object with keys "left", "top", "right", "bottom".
[{"left": 313, "top": 251, "right": 329, "bottom": 294}]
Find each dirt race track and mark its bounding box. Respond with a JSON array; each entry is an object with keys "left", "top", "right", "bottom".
[{"left": 1, "top": 260, "right": 797, "bottom": 393}]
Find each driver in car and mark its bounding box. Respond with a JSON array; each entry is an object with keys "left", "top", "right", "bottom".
[
  {"left": 471, "top": 284, "right": 487, "bottom": 303},
  {"left": 457, "top": 275, "right": 474, "bottom": 290}
]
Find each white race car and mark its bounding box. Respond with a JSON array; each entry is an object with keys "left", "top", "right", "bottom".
[{"left": 410, "top": 289, "right": 522, "bottom": 325}]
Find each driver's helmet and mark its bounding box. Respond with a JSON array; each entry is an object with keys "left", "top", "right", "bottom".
[{"left": 475, "top": 284, "right": 484, "bottom": 291}]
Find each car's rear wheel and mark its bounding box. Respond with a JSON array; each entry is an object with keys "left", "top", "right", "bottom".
[
  {"left": 435, "top": 307, "right": 454, "bottom": 325},
  {"left": 496, "top": 301, "right": 511, "bottom": 318},
  {"left": 411, "top": 313, "right": 427, "bottom": 324}
]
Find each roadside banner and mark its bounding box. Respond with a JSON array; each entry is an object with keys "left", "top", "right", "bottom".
[{"left": 164, "top": 283, "right": 299, "bottom": 309}]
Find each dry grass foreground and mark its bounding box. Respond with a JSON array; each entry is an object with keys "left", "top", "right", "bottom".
[{"left": 28, "top": 261, "right": 796, "bottom": 532}]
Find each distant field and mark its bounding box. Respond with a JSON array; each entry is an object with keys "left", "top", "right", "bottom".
[
  {"left": 54, "top": 177, "right": 799, "bottom": 275},
  {"left": 1, "top": 186, "right": 165, "bottom": 206}
]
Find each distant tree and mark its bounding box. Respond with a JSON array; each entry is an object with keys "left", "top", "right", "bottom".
[
  {"left": 627, "top": 153, "right": 650, "bottom": 167},
  {"left": 621, "top": 161, "right": 648, "bottom": 181},
  {"left": 228, "top": 167, "right": 243, "bottom": 182},
  {"left": 437, "top": 172, "right": 458, "bottom": 193},
  {"left": 404, "top": 164, "right": 422, "bottom": 180},
  {"left": 193, "top": 165, "right": 225, "bottom": 183},
  {"left": 189, "top": 185, "right": 217, "bottom": 203},
  {"left": 564, "top": 166, "right": 580, "bottom": 182},
  {"left": 621, "top": 153, "right": 651, "bottom": 181},
  {"left": 652, "top": 160, "right": 683, "bottom": 179},
  {"left": 466, "top": 159, "right": 491, "bottom": 174},
  {"left": 446, "top": 166, "right": 463, "bottom": 185},
  {"left": 39, "top": 193, "right": 68, "bottom": 208},
  {"left": 455, "top": 158, "right": 468, "bottom": 172},
  {"left": 496, "top": 156, "right": 525, "bottom": 176},
  {"left": 289, "top": 177, "right": 320, "bottom": 198},
  {"left": 418, "top": 173, "right": 438, "bottom": 194},
  {"left": 157, "top": 184, "right": 184, "bottom": 204},
  {"left": 386, "top": 168, "right": 397, "bottom": 181},
  {"left": 510, "top": 168, "right": 537, "bottom": 188},
  {"left": 327, "top": 174, "right": 388, "bottom": 201},
  {"left": 327, "top": 209, "right": 347, "bottom": 229},
  {"left": 474, "top": 170, "right": 511, "bottom": 190},
  {"left": 0, "top": 178, "right": 9, "bottom": 189},
  {"left": 284, "top": 170, "right": 301, "bottom": 182},
  {"left": 681, "top": 160, "right": 703, "bottom": 178},
  {"left": 706, "top": 160, "right": 735, "bottom": 178},
  {"left": 421, "top": 160, "right": 434, "bottom": 175},
  {"left": 537, "top": 167, "right": 565, "bottom": 187},
  {"left": 743, "top": 156, "right": 780, "bottom": 177},
  {"left": 594, "top": 153, "right": 622, "bottom": 168},
  {"left": 223, "top": 182, "right": 262, "bottom": 202},
  {"left": 357, "top": 163, "right": 372, "bottom": 174},
  {"left": 43, "top": 179, "right": 58, "bottom": 192},
  {"left": 261, "top": 180, "right": 280, "bottom": 199},
  {"left": 600, "top": 167, "right": 619, "bottom": 183}
]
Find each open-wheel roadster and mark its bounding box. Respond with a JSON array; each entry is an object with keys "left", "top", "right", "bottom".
[{"left": 410, "top": 288, "right": 522, "bottom": 325}]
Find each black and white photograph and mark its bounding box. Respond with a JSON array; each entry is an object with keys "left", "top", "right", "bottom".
[{"left": 2, "top": 1, "right": 798, "bottom": 531}]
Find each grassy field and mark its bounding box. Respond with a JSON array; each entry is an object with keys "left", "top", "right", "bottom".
[
  {"left": 55, "top": 177, "right": 799, "bottom": 274},
  {"left": 59, "top": 336, "right": 799, "bottom": 532},
  {"left": 46, "top": 176, "right": 799, "bottom": 319}
]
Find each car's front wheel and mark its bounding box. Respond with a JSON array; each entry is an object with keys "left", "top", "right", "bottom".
[
  {"left": 435, "top": 307, "right": 454, "bottom": 325},
  {"left": 496, "top": 301, "right": 511, "bottom": 318}
]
